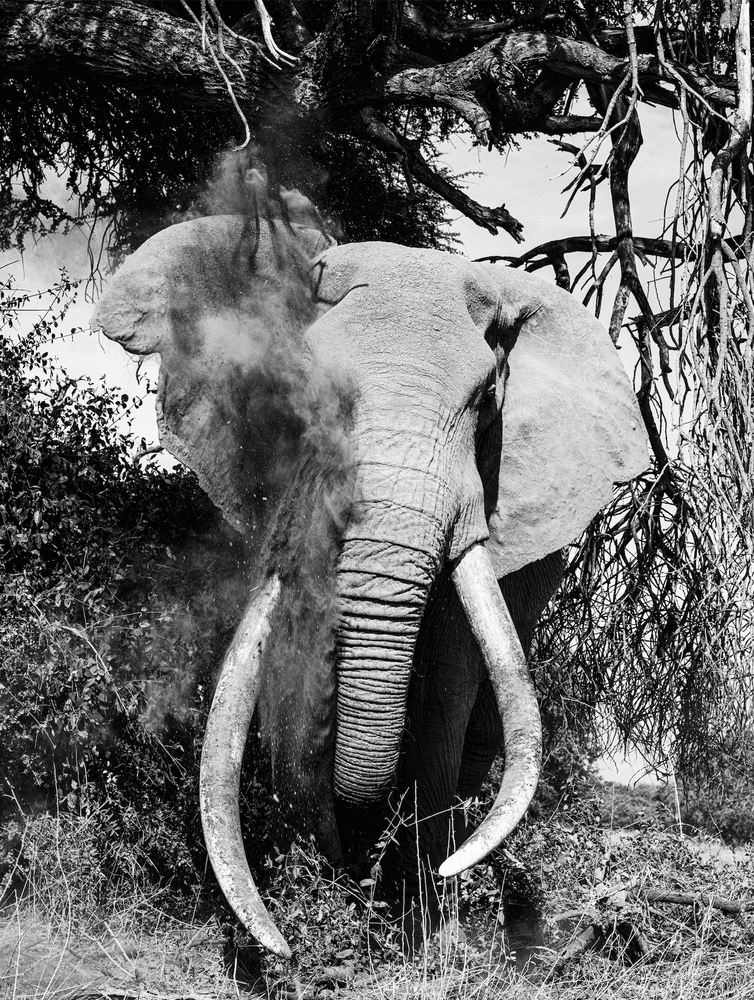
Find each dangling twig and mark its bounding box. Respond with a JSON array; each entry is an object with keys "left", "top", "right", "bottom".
[{"left": 253, "top": 0, "right": 298, "bottom": 66}]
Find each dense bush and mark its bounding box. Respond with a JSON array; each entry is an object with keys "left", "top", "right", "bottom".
[
  {"left": 0, "top": 273, "right": 255, "bottom": 903},
  {"left": 678, "top": 754, "right": 754, "bottom": 845}
]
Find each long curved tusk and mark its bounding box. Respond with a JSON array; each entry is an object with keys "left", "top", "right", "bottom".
[
  {"left": 199, "top": 575, "right": 291, "bottom": 958},
  {"left": 439, "top": 543, "right": 542, "bottom": 878}
]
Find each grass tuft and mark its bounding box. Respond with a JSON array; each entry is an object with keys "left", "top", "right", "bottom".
[{"left": 1, "top": 779, "right": 752, "bottom": 999}]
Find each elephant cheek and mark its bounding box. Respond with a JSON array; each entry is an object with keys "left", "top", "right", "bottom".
[{"left": 448, "top": 488, "right": 490, "bottom": 562}]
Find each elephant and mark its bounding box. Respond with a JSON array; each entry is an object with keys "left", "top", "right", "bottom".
[{"left": 91, "top": 206, "right": 647, "bottom": 958}]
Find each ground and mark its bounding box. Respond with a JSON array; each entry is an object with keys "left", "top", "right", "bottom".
[{"left": 1, "top": 779, "right": 752, "bottom": 999}]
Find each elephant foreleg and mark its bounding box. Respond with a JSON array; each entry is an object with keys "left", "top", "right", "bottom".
[
  {"left": 384, "top": 550, "right": 564, "bottom": 943},
  {"left": 456, "top": 677, "right": 503, "bottom": 800}
]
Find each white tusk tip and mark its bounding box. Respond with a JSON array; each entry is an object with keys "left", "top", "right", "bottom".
[
  {"left": 262, "top": 929, "right": 292, "bottom": 959},
  {"left": 438, "top": 852, "right": 471, "bottom": 879},
  {"left": 437, "top": 860, "right": 457, "bottom": 879}
]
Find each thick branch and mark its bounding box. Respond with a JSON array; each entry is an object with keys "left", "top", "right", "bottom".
[
  {"left": 404, "top": 145, "right": 523, "bottom": 240},
  {"left": 498, "top": 234, "right": 696, "bottom": 268},
  {"left": 541, "top": 113, "right": 603, "bottom": 133},
  {"left": 402, "top": 2, "right": 564, "bottom": 56},
  {"left": 2, "top": 4, "right": 735, "bottom": 153},
  {"left": 385, "top": 32, "right": 595, "bottom": 142},
  {"left": 709, "top": 0, "right": 752, "bottom": 240},
  {"left": 354, "top": 110, "right": 524, "bottom": 240},
  {"left": 641, "top": 889, "right": 754, "bottom": 915},
  {"left": 0, "top": 1, "right": 265, "bottom": 112},
  {"left": 383, "top": 30, "right": 731, "bottom": 143},
  {"left": 485, "top": 233, "right": 752, "bottom": 270}
]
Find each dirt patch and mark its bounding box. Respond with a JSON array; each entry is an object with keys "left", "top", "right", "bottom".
[{"left": 0, "top": 912, "right": 235, "bottom": 1000}]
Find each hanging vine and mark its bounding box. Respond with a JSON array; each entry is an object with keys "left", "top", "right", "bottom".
[{"left": 511, "top": 1, "right": 754, "bottom": 776}]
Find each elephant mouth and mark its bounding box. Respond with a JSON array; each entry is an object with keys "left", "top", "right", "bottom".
[{"left": 198, "top": 540, "right": 542, "bottom": 957}]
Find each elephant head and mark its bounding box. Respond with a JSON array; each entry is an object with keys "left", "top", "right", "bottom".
[{"left": 91, "top": 212, "right": 647, "bottom": 957}]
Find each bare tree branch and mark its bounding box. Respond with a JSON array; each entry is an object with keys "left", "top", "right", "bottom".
[
  {"left": 482, "top": 233, "right": 754, "bottom": 270},
  {"left": 354, "top": 110, "right": 524, "bottom": 240},
  {"left": 383, "top": 32, "right": 625, "bottom": 145},
  {"left": 641, "top": 889, "right": 754, "bottom": 914},
  {"left": 382, "top": 27, "right": 735, "bottom": 154}
]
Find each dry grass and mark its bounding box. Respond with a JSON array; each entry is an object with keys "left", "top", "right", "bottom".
[
  {"left": 1, "top": 804, "right": 752, "bottom": 1000},
  {"left": 0, "top": 810, "right": 236, "bottom": 1000},
  {"left": 5, "top": 917, "right": 752, "bottom": 1000},
  {"left": 0, "top": 908, "right": 232, "bottom": 1000},
  {"left": 312, "top": 954, "right": 754, "bottom": 1000}
]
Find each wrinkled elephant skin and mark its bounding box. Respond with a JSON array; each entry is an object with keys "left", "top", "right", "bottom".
[{"left": 91, "top": 216, "right": 647, "bottom": 956}]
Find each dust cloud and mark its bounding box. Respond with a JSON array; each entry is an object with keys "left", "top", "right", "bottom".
[
  {"left": 178, "top": 148, "right": 327, "bottom": 232},
  {"left": 143, "top": 152, "right": 355, "bottom": 835}
]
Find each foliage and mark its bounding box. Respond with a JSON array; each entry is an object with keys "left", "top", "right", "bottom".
[
  {"left": 1, "top": 811, "right": 238, "bottom": 999},
  {"left": 0, "top": 273, "right": 253, "bottom": 901},
  {"left": 601, "top": 767, "right": 754, "bottom": 845},
  {"left": 501, "top": 0, "right": 754, "bottom": 778},
  {"left": 315, "top": 133, "right": 459, "bottom": 251},
  {"left": 679, "top": 742, "right": 754, "bottom": 844},
  {"left": 0, "top": 7, "right": 458, "bottom": 260},
  {"left": 0, "top": 75, "right": 231, "bottom": 263}
]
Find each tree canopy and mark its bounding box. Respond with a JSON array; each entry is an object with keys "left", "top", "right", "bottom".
[{"left": 2, "top": 0, "right": 753, "bottom": 775}]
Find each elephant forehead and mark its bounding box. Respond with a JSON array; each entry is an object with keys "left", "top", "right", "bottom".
[
  {"left": 306, "top": 303, "right": 495, "bottom": 414},
  {"left": 315, "top": 242, "right": 501, "bottom": 329},
  {"left": 92, "top": 216, "right": 328, "bottom": 357},
  {"left": 309, "top": 244, "right": 498, "bottom": 398}
]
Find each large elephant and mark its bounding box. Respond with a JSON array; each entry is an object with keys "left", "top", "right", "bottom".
[{"left": 91, "top": 210, "right": 647, "bottom": 957}]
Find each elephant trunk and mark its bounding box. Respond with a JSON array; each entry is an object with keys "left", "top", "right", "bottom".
[
  {"left": 199, "top": 576, "right": 292, "bottom": 958},
  {"left": 439, "top": 542, "right": 542, "bottom": 877},
  {"left": 333, "top": 531, "right": 439, "bottom": 805}
]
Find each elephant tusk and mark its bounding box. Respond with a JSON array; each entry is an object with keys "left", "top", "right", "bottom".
[
  {"left": 199, "top": 575, "right": 291, "bottom": 958},
  {"left": 440, "top": 543, "right": 542, "bottom": 878}
]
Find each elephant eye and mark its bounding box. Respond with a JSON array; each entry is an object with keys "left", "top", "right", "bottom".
[
  {"left": 481, "top": 377, "right": 498, "bottom": 408},
  {"left": 475, "top": 378, "right": 499, "bottom": 435}
]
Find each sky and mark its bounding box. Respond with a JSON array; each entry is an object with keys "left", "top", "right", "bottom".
[
  {"left": 442, "top": 103, "right": 678, "bottom": 261},
  {"left": 2, "top": 105, "right": 684, "bottom": 785}
]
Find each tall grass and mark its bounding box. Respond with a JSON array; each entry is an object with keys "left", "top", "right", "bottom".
[{"left": 1, "top": 796, "right": 752, "bottom": 999}]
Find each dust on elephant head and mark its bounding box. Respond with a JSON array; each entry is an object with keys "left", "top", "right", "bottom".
[{"left": 91, "top": 213, "right": 647, "bottom": 957}]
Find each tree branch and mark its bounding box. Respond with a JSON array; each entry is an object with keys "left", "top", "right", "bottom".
[
  {"left": 0, "top": 1, "right": 267, "bottom": 112},
  {"left": 403, "top": 143, "right": 524, "bottom": 240},
  {"left": 483, "top": 233, "right": 752, "bottom": 270},
  {"left": 354, "top": 110, "right": 524, "bottom": 240},
  {"left": 384, "top": 29, "right": 733, "bottom": 147},
  {"left": 1, "top": 4, "right": 735, "bottom": 157},
  {"left": 384, "top": 32, "right": 616, "bottom": 144},
  {"left": 495, "top": 234, "right": 697, "bottom": 268},
  {"left": 641, "top": 889, "right": 754, "bottom": 915},
  {"left": 404, "top": 5, "right": 563, "bottom": 51}
]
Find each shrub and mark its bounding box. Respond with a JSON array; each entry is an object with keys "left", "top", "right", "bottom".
[{"left": 0, "top": 272, "right": 255, "bottom": 907}]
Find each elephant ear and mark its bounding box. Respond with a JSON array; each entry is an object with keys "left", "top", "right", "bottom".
[
  {"left": 481, "top": 266, "right": 647, "bottom": 577},
  {"left": 91, "top": 216, "right": 332, "bottom": 532}
]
